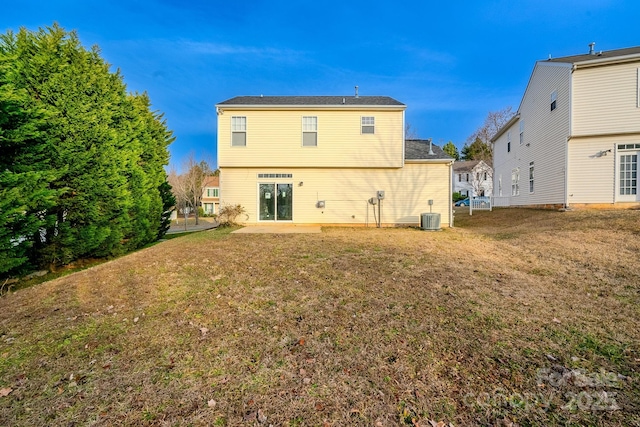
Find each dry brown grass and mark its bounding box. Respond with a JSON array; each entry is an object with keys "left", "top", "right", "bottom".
[{"left": 1, "top": 209, "right": 639, "bottom": 426}]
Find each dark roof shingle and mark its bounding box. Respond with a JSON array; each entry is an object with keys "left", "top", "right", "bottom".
[
  {"left": 218, "top": 95, "right": 404, "bottom": 106},
  {"left": 546, "top": 46, "right": 640, "bottom": 64},
  {"left": 404, "top": 139, "right": 453, "bottom": 161}
]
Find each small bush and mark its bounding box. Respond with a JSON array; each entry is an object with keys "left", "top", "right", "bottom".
[{"left": 217, "top": 204, "right": 246, "bottom": 227}]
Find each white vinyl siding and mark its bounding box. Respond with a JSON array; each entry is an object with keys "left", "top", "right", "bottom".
[
  {"left": 493, "top": 62, "right": 571, "bottom": 206},
  {"left": 573, "top": 61, "right": 640, "bottom": 136}
]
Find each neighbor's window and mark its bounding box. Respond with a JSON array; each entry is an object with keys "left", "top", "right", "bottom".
[
  {"left": 519, "top": 120, "right": 524, "bottom": 145},
  {"left": 361, "top": 116, "right": 375, "bottom": 134},
  {"left": 529, "top": 162, "right": 535, "bottom": 193},
  {"left": 551, "top": 90, "right": 558, "bottom": 111},
  {"left": 302, "top": 116, "right": 318, "bottom": 146},
  {"left": 512, "top": 168, "right": 520, "bottom": 196},
  {"left": 458, "top": 174, "right": 462, "bottom": 182},
  {"left": 206, "top": 188, "right": 219, "bottom": 197},
  {"left": 231, "top": 116, "right": 247, "bottom": 146}
]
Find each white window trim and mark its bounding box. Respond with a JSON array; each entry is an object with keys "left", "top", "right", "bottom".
[
  {"left": 231, "top": 116, "right": 247, "bottom": 147},
  {"left": 361, "top": 116, "right": 375, "bottom": 134},
  {"left": 302, "top": 116, "right": 318, "bottom": 147},
  {"left": 512, "top": 168, "right": 520, "bottom": 196},
  {"left": 551, "top": 90, "right": 558, "bottom": 111},
  {"left": 529, "top": 162, "right": 534, "bottom": 193}
]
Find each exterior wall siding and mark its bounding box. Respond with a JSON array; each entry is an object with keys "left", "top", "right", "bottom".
[
  {"left": 572, "top": 61, "right": 640, "bottom": 136},
  {"left": 568, "top": 134, "right": 640, "bottom": 204},
  {"left": 218, "top": 109, "right": 404, "bottom": 169},
  {"left": 493, "top": 62, "right": 571, "bottom": 206},
  {"left": 567, "top": 138, "right": 616, "bottom": 204},
  {"left": 219, "top": 165, "right": 452, "bottom": 227}
]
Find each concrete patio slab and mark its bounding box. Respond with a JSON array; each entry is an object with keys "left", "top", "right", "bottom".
[{"left": 232, "top": 225, "right": 322, "bottom": 234}]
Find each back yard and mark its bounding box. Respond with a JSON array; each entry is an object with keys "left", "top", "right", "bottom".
[{"left": 1, "top": 209, "right": 639, "bottom": 426}]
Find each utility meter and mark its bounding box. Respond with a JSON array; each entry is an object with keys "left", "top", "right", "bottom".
[{"left": 377, "top": 190, "right": 385, "bottom": 200}]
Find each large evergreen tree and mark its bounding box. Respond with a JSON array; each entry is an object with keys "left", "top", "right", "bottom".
[{"left": 0, "top": 24, "right": 174, "bottom": 277}]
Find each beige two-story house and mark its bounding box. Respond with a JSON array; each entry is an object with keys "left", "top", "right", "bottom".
[
  {"left": 202, "top": 175, "right": 220, "bottom": 215},
  {"left": 216, "top": 95, "right": 454, "bottom": 226},
  {"left": 492, "top": 44, "right": 640, "bottom": 208}
]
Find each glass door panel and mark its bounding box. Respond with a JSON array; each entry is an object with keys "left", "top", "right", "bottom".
[
  {"left": 259, "top": 184, "right": 275, "bottom": 220},
  {"left": 277, "top": 184, "right": 293, "bottom": 221},
  {"left": 619, "top": 154, "right": 638, "bottom": 198}
]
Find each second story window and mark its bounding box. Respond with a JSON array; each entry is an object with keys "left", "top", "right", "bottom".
[
  {"left": 550, "top": 90, "right": 558, "bottom": 111},
  {"left": 206, "top": 188, "right": 219, "bottom": 197},
  {"left": 302, "top": 116, "right": 317, "bottom": 146},
  {"left": 231, "top": 116, "right": 246, "bottom": 146},
  {"left": 519, "top": 120, "right": 524, "bottom": 145},
  {"left": 361, "top": 116, "right": 375, "bottom": 134},
  {"left": 507, "top": 131, "right": 511, "bottom": 153}
]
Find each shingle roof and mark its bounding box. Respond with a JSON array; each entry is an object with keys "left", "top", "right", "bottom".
[
  {"left": 218, "top": 96, "right": 405, "bottom": 106},
  {"left": 452, "top": 160, "right": 485, "bottom": 173},
  {"left": 404, "top": 139, "right": 453, "bottom": 161},
  {"left": 546, "top": 46, "right": 640, "bottom": 64}
]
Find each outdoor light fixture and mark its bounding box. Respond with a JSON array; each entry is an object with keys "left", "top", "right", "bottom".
[{"left": 299, "top": 181, "right": 304, "bottom": 186}]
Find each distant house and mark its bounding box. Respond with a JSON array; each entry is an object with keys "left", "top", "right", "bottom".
[
  {"left": 492, "top": 44, "right": 640, "bottom": 208},
  {"left": 202, "top": 175, "right": 220, "bottom": 215},
  {"left": 216, "top": 95, "right": 454, "bottom": 226},
  {"left": 453, "top": 160, "right": 492, "bottom": 197}
]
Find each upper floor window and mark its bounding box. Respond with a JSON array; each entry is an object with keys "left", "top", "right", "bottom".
[
  {"left": 206, "top": 188, "right": 219, "bottom": 197},
  {"left": 302, "top": 116, "right": 318, "bottom": 147},
  {"left": 519, "top": 120, "right": 525, "bottom": 145},
  {"left": 361, "top": 116, "right": 375, "bottom": 134},
  {"left": 231, "top": 116, "right": 246, "bottom": 146},
  {"left": 550, "top": 90, "right": 558, "bottom": 111},
  {"left": 507, "top": 131, "right": 511, "bottom": 153}
]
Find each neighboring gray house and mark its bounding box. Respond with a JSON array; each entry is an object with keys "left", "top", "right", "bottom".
[
  {"left": 453, "top": 160, "right": 493, "bottom": 197},
  {"left": 492, "top": 44, "right": 640, "bottom": 208}
]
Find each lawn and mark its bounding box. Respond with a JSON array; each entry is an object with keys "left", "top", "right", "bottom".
[{"left": 1, "top": 209, "right": 639, "bottom": 426}]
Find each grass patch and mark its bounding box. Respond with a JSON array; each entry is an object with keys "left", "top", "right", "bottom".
[{"left": 0, "top": 211, "right": 639, "bottom": 425}]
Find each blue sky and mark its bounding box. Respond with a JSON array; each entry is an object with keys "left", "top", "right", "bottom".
[{"left": 3, "top": 1, "right": 639, "bottom": 169}]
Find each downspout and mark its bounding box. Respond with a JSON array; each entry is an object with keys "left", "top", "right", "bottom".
[
  {"left": 564, "top": 136, "right": 569, "bottom": 208},
  {"left": 449, "top": 160, "right": 455, "bottom": 227}
]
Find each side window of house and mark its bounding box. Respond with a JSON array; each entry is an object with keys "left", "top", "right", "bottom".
[
  {"left": 511, "top": 168, "right": 520, "bottom": 196},
  {"left": 519, "top": 121, "right": 524, "bottom": 145},
  {"left": 231, "top": 116, "right": 246, "bottom": 146},
  {"left": 529, "top": 162, "right": 535, "bottom": 193},
  {"left": 550, "top": 90, "right": 557, "bottom": 111},
  {"left": 507, "top": 131, "right": 511, "bottom": 153},
  {"left": 302, "top": 116, "right": 318, "bottom": 146},
  {"left": 361, "top": 116, "right": 375, "bottom": 134},
  {"left": 207, "top": 188, "right": 219, "bottom": 197}
]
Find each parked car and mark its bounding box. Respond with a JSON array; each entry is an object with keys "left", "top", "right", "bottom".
[{"left": 454, "top": 196, "right": 490, "bottom": 207}]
